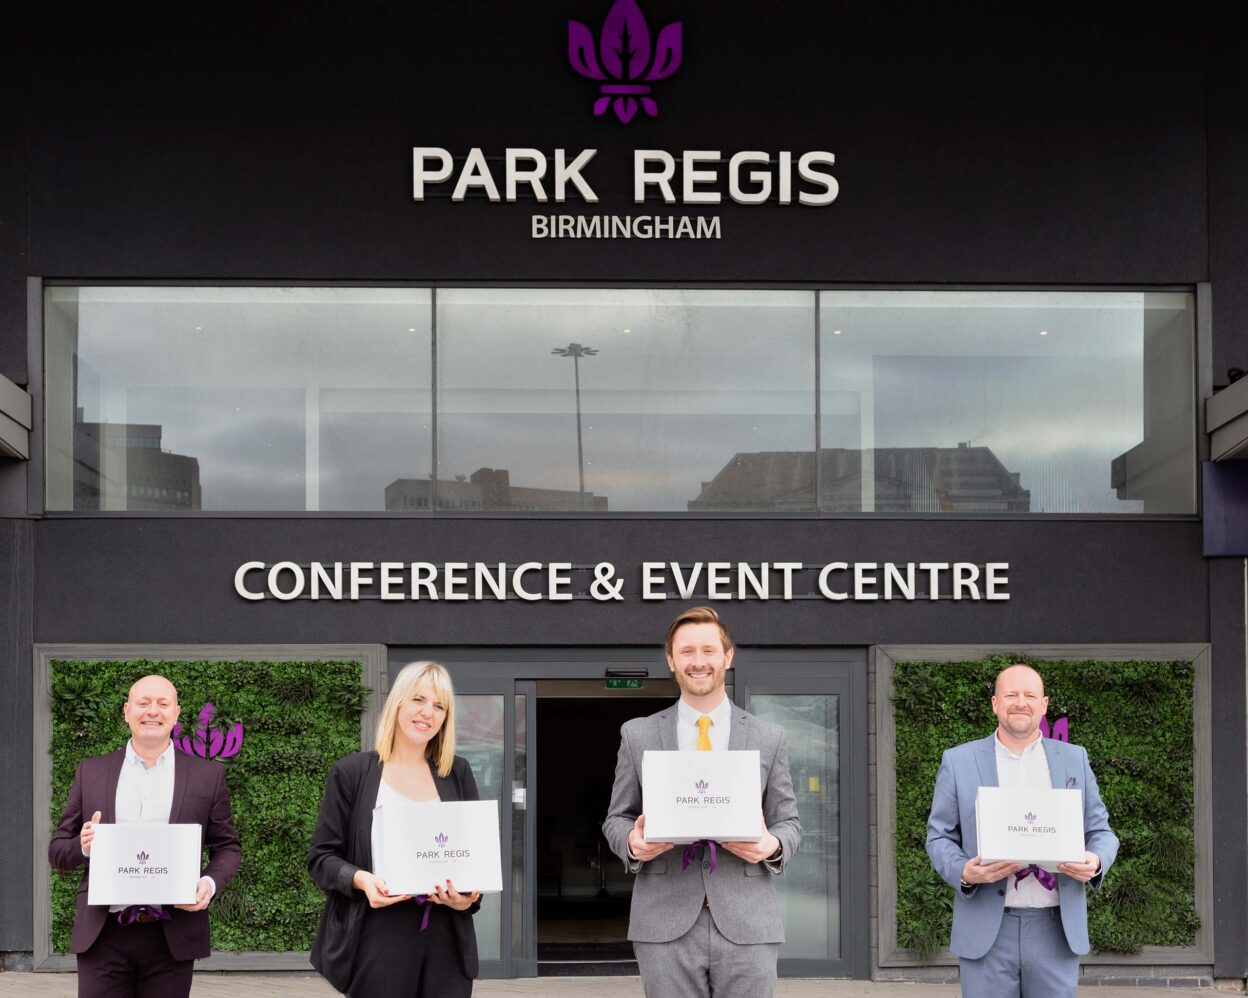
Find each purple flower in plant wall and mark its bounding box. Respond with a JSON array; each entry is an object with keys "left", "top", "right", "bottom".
[
  {"left": 172, "top": 702, "right": 244, "bottom": 761},
  {"left": 568, "top": 0, "right": 683, "bottom": 123},
  {"left": 1040, "top": 716, "right": 1070, "bottom": 742}
]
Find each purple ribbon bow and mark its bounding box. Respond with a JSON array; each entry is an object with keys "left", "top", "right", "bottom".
[
  {"left": 1015, "top": 864, "right": 1058, "bottom": 890},
  {"left": 116, "top": 904, "right": 173, "bottom": 925},
  {"left": 412, "top": 894, "right": 432, "bottom": 931},
  {"left": 681, "top": 839, "right": 719, "bottom": 873}
]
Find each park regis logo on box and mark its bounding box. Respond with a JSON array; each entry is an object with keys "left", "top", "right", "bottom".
[
  {"left": 118, "top": 850, "right": 169, "bottom": 877},
  {"left": 415, "top": 832, "right": 471, "bottom": 862},
  {"left": 569, "top": 0, "right": 682, "bottom": 123},
  {"left": 1009, "top": 811, "right": 1056, "bottom": 835},
  {"left": 676, "top": 777, "right": 731, "bottom": 806}
]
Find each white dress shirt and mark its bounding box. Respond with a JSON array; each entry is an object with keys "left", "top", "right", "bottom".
[
  {"left": 994, "top": 732, "right": 1059, "bottom": 909},
  {"left": 115, "top": 740, "right": 176, "bottom": 825},
  {"left": 676, "top": 695, "right": 732, "bottom": 752}
]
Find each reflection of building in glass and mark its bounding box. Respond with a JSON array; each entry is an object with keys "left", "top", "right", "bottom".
[
  {"left": 386, "top": 467, "right": 608, "bottom": 512},
  {"left": 688, "top": 444, "right": 1030, "bottom": 512},
  {"left": 73, "top": 414, "right": 202, "bottom": 510}
]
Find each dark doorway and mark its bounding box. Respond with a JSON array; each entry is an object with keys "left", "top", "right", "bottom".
[{"left": 535, "top": 685, "right": 679, "bottom": 975}]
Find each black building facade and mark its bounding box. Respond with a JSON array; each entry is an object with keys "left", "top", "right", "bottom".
[{"left": 2, "top": 0, "right": 1247, "bottom": 984}]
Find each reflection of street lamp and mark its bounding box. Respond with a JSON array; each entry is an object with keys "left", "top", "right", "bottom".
[{"left": 551, "top": 342, "right": 598, "bottom": 509}]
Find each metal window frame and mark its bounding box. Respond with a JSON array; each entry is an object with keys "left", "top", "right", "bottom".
[{"left": 32, "top": 279, "right": 1204, "bottom": 522}]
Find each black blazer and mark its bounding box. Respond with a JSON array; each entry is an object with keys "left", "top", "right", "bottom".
[{"left": 308, "top": 751, "right": 481, "bottom": 979}]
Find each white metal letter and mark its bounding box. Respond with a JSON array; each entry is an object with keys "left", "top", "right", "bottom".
[
  {"left": 797, "top": 152, "right": 838, "bottom": 205},
  {"left": 234, "top": 561, "right": 266, "bottom": 601},
  {"left": 634, "top": 150, "right": 676, "bottom": 203},
  {"left": 554, "top": 149, "right": 599, "bottom": 202},
  {"left": 505, "top": 148, "right": 549, "bottom": 202},
  {"left": 682, "top": 150, "right": 721, "bottom": 204},
  {"left": 412, "top": 147, "right": 453, "bottom": 200},
  {"left": 728, "top": 151, "right": 771, "bottom": 204}
]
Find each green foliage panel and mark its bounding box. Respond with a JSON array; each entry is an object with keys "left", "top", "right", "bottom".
[
  {"left": 50, "top": 659, "right": 367, "bottom": 953},
  {"left": 893, "top": 655, "right": 1197, "bottom": 958}
]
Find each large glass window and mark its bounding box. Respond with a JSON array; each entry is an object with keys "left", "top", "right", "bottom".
[
  {"left": 44, "top": 287, "right": 432, "bottom": 511},
  {"left": 436, "top": 289, "right": 815, "bottom": 512},
  {"left": 44, "top": 286, "right": 1197, "bottom": 515},
  {"left": 820, "top": 291, "right": 1196, "bottom": 513}
]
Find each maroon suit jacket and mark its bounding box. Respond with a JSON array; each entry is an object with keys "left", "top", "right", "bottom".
[{"left": 48, "top": 746, "right": 242, "bottom": 961}]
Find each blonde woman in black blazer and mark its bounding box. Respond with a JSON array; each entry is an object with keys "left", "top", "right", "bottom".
[{"left": 309, "top": 661, "right": 482, "bottom": 996}]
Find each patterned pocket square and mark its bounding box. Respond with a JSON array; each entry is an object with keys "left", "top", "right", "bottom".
[{"left": 1066, "top": 777, "right": 1078, "bottom": 788}]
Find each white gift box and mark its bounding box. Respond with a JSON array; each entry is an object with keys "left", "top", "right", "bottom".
[
  {"left": 87, "top": 823, "right": 202, "bottom": 906},
  {"left": 642, "top": 750, "right": 762, "bottom": 844},
  {"left": 975, "top": 786, "right": 1085, "bottom": 872},
  {"left": 373, "top": 799, "right": 503, "bottom": 895}
]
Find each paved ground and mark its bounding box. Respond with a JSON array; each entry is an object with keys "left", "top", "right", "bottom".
[{"left": 0, "top": 974, "right": 1231, "bottom": 996}]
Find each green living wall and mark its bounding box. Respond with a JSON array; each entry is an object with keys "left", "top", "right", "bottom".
[
  {"left": 50, "top": 659, "right": 367, "bottom": 953},
  {"left": 893, "top": 655, "right": 1197, "bottom": 958}
]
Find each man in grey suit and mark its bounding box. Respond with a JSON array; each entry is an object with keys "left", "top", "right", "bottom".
[
  {"left": 926, "top": 664, "right": 1119, "bottom": 998},
  {"left": 603, "top": 606, "right": 801, "bottom": 998}
]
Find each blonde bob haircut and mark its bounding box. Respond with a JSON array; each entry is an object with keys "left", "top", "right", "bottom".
[{"left": 375, "top": 661, "right": 457, "bottom": 777}]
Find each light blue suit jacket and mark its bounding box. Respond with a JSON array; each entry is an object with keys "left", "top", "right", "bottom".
[{"left": 925, "top": 734, "right": 1119, "bottom": 959}]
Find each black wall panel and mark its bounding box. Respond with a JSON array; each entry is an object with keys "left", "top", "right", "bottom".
[{"left": 33, "top": 518, "right": 1207, "bottom": 647}]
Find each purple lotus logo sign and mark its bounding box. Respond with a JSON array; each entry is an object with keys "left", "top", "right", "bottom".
[
  {"left": 569, "top": 0, "right": 682, "bottom": 123},
  {"left": 694, "top": 779, "right": 708, "bottom": 793},
  {"left": 1024, "top": 812, "right": 1036, "bottom": 824},
  {"left": 435, "top": 833, "right": 448, "bottom": 848},
  {"left": 172, "top": 703, "right": 244, "bottom": 761},
  {"left": 137, "top": 851, "right": 150, "bottom": 866}
]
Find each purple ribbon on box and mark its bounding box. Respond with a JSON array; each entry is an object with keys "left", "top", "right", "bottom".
[
  {"left": 681, "top": 839, "right": 719, "bottom": 873},
  {"left": 116, "top": 904, "right": 173, "bottom": 925},
  {"left": 412, "top": 894, "right": 432, "bottom": 931},
  {"left": 1015, "top": 864, "right": 1058, "bottom": 890}
]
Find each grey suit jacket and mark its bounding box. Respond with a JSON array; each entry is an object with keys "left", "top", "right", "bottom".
[
  {"left": 925, "top": 734, "right": 1119, "bottom": 959},
  {"left": 602, "top": 701, "right": 802, "bottom": 944}
]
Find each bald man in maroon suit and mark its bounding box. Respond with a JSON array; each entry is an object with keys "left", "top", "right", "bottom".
[{"left": 49, "top": 675, "right": 242, "bottom": 998}]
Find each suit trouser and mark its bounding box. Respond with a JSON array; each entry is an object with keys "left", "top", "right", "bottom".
[
  {"left": 633, "top": 905, "right": 780, "bottom": 998},
  {"left": 76, "top": 917, "right": 194, "bottom": 998},
  {"left": 958, "top": 906, "right": 1078, "bottom": 998}
]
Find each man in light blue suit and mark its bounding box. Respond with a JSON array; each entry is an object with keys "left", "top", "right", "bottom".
[{"left": 926, "top": 664, "right": 1119, "bottom": 998}]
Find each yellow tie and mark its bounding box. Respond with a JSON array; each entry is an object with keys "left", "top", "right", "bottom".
[{"left": 696, "top": 715, "right": 713, "bottom": 751}]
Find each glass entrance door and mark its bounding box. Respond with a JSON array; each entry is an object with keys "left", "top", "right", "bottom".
[
  {"left": 734, "top": 653, "right": 869, "bottom": 978},
  {"left": 394, "top": 646, "right": 869, "bottom": 980},
  {"left": 448, "top": 678, "right": 531, "bottom": 977}
]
